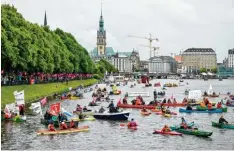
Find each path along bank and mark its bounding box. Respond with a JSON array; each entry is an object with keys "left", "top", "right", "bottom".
[{"left": 1, "top": 79, "right": 98, "bottom": 109}]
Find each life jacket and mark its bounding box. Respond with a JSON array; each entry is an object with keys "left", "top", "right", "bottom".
[
  {"left": 76, "top": 106, "right": 82, "bottom": 111},
  {"left": 70, "top": 121, "right": 75, "bottom": 128},
  {"left": 136, "top": 99, "right": 141, "bottom": 105},
  {"left": 60, "top": 123, "right": 68, "bottom": 129},
  {"left": 208, "top": 103, "right": 212, "bottom": 109},
  {"left": 161, "top": 127, "right": 170, "bottom": 132},
  {"left": 217, "top": 103, "right": 221, "bottom": 108},
  {"left": 128, "top": 121, "right": 137, "bottom": 127},
  {"left": 200, "top": 102, "right": 206, "bottom": 107},
  {"left": 48, "top": 124, "right": 55, "bottom": 131}
]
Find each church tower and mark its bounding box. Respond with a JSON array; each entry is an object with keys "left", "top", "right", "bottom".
[
  {"left": 96, "top": 3, "right": 106, "bottom": 56},
  {"left": 44, "top": 11, "right": 47, "bottom": 26}
]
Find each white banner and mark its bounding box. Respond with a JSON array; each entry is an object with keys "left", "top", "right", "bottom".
[
  {"left": 14, "top": 90, "right": 25, "bottom": 105},
  {"left": 188, "top": 90, "right": 202, "bottom": 99},
  {"left": 30, "top": 102, "right": 42, "bottom": 115}
]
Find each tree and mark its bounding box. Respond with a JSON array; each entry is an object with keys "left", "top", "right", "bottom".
[{"left": 200, "top": 68, "right": 206, "bottom": 73}]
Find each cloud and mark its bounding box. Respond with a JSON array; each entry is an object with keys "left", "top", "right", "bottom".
[{"left": 2, "top": 0, "right": 234, "bottom": 62}]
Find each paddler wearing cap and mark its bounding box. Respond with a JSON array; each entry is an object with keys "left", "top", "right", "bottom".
[{"left": 127, "top": 118, "right": 137, "bottom": 128}]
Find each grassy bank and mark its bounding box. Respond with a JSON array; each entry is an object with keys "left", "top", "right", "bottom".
[{"left": 1, "top": 79, "right": 97, "bottom": 108}]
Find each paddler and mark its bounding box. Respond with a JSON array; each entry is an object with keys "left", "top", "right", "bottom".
[
  {"left": 219, "top": 115, "right": 228, "bottom": 124},
  {"left": 135, "top": 98, "right": 142, "bottom": 105},
  {"left": 48, "top": 122, "right": 55, "bottom": 131},
  {"left": 161, "top": 125, "right": 171, "bottom": 132},
  {"left": 207, "top": 103, "right": 212, "bottom": 110},
  {"left": 127, "top": 118, "right": 137, "bottom": 128},
  {"left": 141, "top": 107, "right": 147, "bottom": 112},
  {"left": 70, "top": 120, "right": 76, "bottom": 128},
  {"left": 173, "top": 98, "right": 177, "bottom": 104},
  {"left": 186, "top": 105, "right": 193, "bottom": 110},
  {"left": 165, "top": 107, "right": 171, "bottom": 114},
  {"left": 167, "top": 99, "right": 172, "bottom": 104},
  {"left": 60, "top": 120, "right": 68, "bottom": 130},
  {"left": 83, "top": 106, "right": 88, "bottom": 111},
  {"left": 76, "top": 104, "right": 82, "bottom": 112},
  {"left": 123, "top": 97, "right": 128, "bottom": 104},
  {"left": 153, "top": 89, "right": 157, "bottom": 101},
  {"left": 162, "top": 98, "right": 167, "bottom": 104},
  {"left": 180, "top": 117, "right": 188, "bottom": 129},
  {"left": 200, "top": 101, "right": 206, "bottom": 107},
  {"left": 217, "top": 102, "right": 222, "bottom": 108},
  {"left": 99, "top": 106, "right": 105, "bottom": 113}
]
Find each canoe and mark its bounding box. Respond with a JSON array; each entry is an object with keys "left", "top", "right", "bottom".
[
  {"left": 140, "top": 111, "right": 151, "bottom": 115},
  {"left": 73, "top": 111, "right": 94, "bottom": 115},
  {"left": 170, "top": 122, "right": 195, "bottom": 131},
  {"left": 211, "top": 121, "right": 234, "bottom": 129},
  {"left": 93, "top": 111, "right": 130, "bottom": 121},
  {"left": 117, "top": 102, "right": 186, "bottom": 109},
  {"left": 196, "top": 106, "right": 227, "bottom": 112},
  {"left": 153, "top": 130, "right": 182, "bottom": 136},
  {"left": 156, "top": 112, "right": 177, "bottom": 115},
  {"left": 40, "top": 119, "right": 79, "bottom": 127},
  {"left": 71, "top": 117, "right": 96, "bottom": 121},
  {"left": 174, "top": 128, "right": 213, "bottom": 137},
  {"left": 36, "top": 126, "right": 89, "bottom": 135},
  {"left": 179, "top": 108, "right": 223, "bottom": 113}
]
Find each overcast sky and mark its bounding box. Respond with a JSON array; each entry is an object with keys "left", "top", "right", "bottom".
[{"left": 2, "top": 0, "right": 234, "bottom": 62}]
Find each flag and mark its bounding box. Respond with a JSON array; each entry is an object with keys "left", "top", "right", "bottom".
[
  {"left": 40, "top": 97, "right": 47, "bottom": 106},
  {"left": 14, "top": 91, "right": 25, "bottom": 105},
  {"left": 49, "top": 102, "right": 60, "bottom": 116},
  {"left": 30, "top": 102, "right": 42, "bottom": 115}
]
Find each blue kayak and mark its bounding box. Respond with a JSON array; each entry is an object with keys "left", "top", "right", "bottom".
[{"left": 179, "top": 108, "right": 223, "bottom": 113}]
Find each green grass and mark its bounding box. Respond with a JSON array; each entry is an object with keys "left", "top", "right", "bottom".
[{"left": 1, "top": 79, "right": 97, "bottom": 108}]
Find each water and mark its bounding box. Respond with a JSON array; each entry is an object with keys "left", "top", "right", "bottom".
[{"left": 1, "top": 79, "right": 234, "bottom": 150}]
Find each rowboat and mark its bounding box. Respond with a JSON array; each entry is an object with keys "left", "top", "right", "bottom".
[
  {"left": 211, "top": 121, "right": 234, "bottom": 129},
  {"left": 93, "top": 111, "right": 130, "bottom": 120},
  {"left": 179, "top": 108, "right": 223, "bottom": 113},
  {"left": 36, "top": 126, "right": 89, "bottom": 135},
  {"left": 196, "top": 106, "right": 227, "bottom": 112}
]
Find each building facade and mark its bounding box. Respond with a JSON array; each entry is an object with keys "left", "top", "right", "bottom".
[
  {"left": 174, "top": 55, "right": 182, "bottom": 73},
  {"left": 110, "top": 53, "right": 132, "bottom": 73},
  {"left": 228, "top": 48, "right": 234, "bottom": 68},
  {"left": 182, "top": 48, "right": 217, "bottom": 73},
  {"left": 148, "top": 56, "right": 177, "bottom": 73},
  {"left": 139, "top": 61, "right": 149, "bottom": 72}
]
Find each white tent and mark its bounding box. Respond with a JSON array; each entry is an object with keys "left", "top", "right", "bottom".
[
  {"left": 207, "top": 72, "right": 213, "bottom": 76},
  {"left": 201, "top": 72, "right": 207, "bottom": 75}
]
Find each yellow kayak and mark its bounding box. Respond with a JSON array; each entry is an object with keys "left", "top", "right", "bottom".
[
  {"left": 71, "top": 117, "right": 96, "bottom": 121},
  {"left": 36, "top": 126, "right": 89, "bottom": 135},
  {"left": 162, "top": 114, "right": 171, "bottom": 118}
]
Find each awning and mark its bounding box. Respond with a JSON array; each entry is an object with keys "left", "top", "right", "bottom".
[
  {"left": 201, "top": 72, "right": 207, "bottom": 75},
  {"left": 207, "top": 72, "right": 213, "bottom": 76}
]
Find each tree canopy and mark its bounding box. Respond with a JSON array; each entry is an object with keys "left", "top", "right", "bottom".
[{"left": 1, "top": 4, "right": 97, "bottom": 74}]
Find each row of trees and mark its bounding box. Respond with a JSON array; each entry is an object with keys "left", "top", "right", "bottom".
[
  {"left": 200, "top": 68, "right": 217, "bottom": 73},
  {"left": 1, "top": 4, "right": 117, "bottom": 78}
]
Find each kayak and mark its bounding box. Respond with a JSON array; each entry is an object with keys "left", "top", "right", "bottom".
[
  {"left": 128, "top": 126, "right": 137, "bottom": 130},
  {"left": 36, "top": 126, "right": 89, "bottom": 135},
  {"left": 211, "top": 121, "right": 234, "bottom": 129},
  {"left": 156, "top": 112, "right": 177, "bottom": 115},
  {"left": 174, "top": 128, "right": 213, "bottom": 137},
  {"left": 196, "top": 106, "right": 227, "bottom": 112},
  {"left": 71, "top": 117, "right": 96, "bottom": 121},
  {"left": 153, "top": 130, "right": 182, "bottom": 136},
  {"left": 2, "top": 117, "right": 26, "bottom": 122},
  {"left": 179, "top": 108, "right": 223, "bottom": 113},
  {"left": 170, "top": 122, "right": 195, "bottom": 130},
  {"left": 117, "top": 102, "right": 186, "bottom": 109},
  {"left": 61, "top": 96, "right": 79, "bottom": 100},
  {"left": 141, "top": 111, "right": 151, "bottom": 115},
  {"left": 162, "top": 114, "right": 171, "bottom": 117}
]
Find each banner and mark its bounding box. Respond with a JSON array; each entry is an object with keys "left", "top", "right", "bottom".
[
  {"left": 188, "top": 90, "right": 202, "bottom": 99},
  {"left": 49, "top": 102, "right": 61, "bottom": 116},
  {"left": 30, "top": 102, "right": 42, "bottom": 115},
  {"left": 40, "top": 97, "right": 47, "bottom": 106},
  {"left": 14, "top": 90, "right": 25, "bottom": 105}
]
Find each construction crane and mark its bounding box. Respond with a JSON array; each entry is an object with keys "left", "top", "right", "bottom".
[
  {"left": 139, "top": 44, "right": 160, "bottom": 57},
  {"left": 128, "top": 33, "right": 159, "bottom": 58}
]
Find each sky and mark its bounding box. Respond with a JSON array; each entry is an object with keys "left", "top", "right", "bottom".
[{"left": 2, "top": 0, "right": 234, "bottom": 62}]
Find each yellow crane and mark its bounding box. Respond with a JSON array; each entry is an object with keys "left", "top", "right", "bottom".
[{"left": 128, "top": 33, "right": 159, "bottom": 58}]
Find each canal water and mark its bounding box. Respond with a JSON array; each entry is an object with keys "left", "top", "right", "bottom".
[{"left": 1, "top": 79, "right": 234, "bottom": 150}]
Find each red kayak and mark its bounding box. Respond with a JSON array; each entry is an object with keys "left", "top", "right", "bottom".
[
  {"left": 153, "top": 130, "right": 182, "bottom": 136},
  {"left": 155, "top": 112, "right": 177, "bottom": 115}
]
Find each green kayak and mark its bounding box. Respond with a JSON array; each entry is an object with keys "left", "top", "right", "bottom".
[
  {"left": 2, "top": 117, "right": 26, "bottom": 123},
  {"left": 175, "top": 128, "right": 213, "bottom": 137},
  {"left": 196, "top": 106, "right": 227, "bottom": 112},
  {"left": 211, "top": 121, "right": 234, "bottom": 129}
]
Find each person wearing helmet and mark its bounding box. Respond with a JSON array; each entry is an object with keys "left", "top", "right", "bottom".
[{"left": 127, "top": 118, "right": 137, "bottom": 128}]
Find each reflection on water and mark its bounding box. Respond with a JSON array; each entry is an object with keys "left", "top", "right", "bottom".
[{"left": 1, "top": 79, "right": 234, "bottom": 150}]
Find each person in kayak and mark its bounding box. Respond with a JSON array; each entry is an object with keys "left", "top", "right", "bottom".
[
  {"left": 219, "top": 115, "right": 228, "bottom": 124},
  {"left": 167, "top": 99, "right": 172, "bottom": 104},
  {"left": 83, "top": 106, "right": 88, "bottom": 111},
  {"left": 76, "top": 104, "right": 82, "bottom": 112},
  {"left": 161, "top": 125, "right": 171, "bottom": 132},
  {"left": 153, "top": 89, "right": 157, "bottom": 101},
  {"left": 48, "top": 122, "right": 55, "bottom": 131},
  {"left": 123, "top": 97, "right": 128, "bottom": 104},
  {"left": 180, "top": 117, "right": 188, "bottom": 129},
  {"left": 125, "top": 92, "right": 128, "bottom": 97},
  {"left": 60, "top": 121, "right": 68, "bottom": 130},
  {"left": 162, "top": 98, "right": 167, "bottom": 104},
  {"left": 186, "top": 105, "right": 193, "bottom": 110},
  {"left": 207, "top": 103, "right": 212, "bottom": 110},
  {"left": 217, "top": 102, "right": 222, "bottom": 108},
  {"left": 128, "top": 118, "right": 137, "bottom": 128},
  {"left": 200, "top": 101, "right": 206, "bottom": 107},
  {"left": 165, "top": 107, "right": 171, "bottom": 114},
  {"left": 173, "top": 98, "right": 177, "bottom": 104}
]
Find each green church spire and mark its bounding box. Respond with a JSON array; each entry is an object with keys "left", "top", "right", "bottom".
[{"left": 99, "top": 3, "right": 104, "bottom": 32}]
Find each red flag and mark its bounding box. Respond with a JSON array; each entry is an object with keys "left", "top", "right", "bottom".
[
  {"left": 49, "top": 102, "right": 60, "bottom": 116},
  {"left": 40, "top": 97, "right": 47, "bottom": 106}
]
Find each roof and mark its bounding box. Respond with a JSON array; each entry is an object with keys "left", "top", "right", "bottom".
[
  {"left": 149, "top": 56, "right": 174, "bottom": 61},
  {"left": 228, "top": 48, "right": 234, "bottom": 54},
  {"left": 174, "top": 55, "right": 182, "bottom": 62},
  {"left": 117, "top": 52, "right": 132, "bottom": 57},
  {"left": 184, "top": 48, "right": 215, "bottom": 53},
  {"left": 91, "top": 47, "right": 116, "bottom": 57}
]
